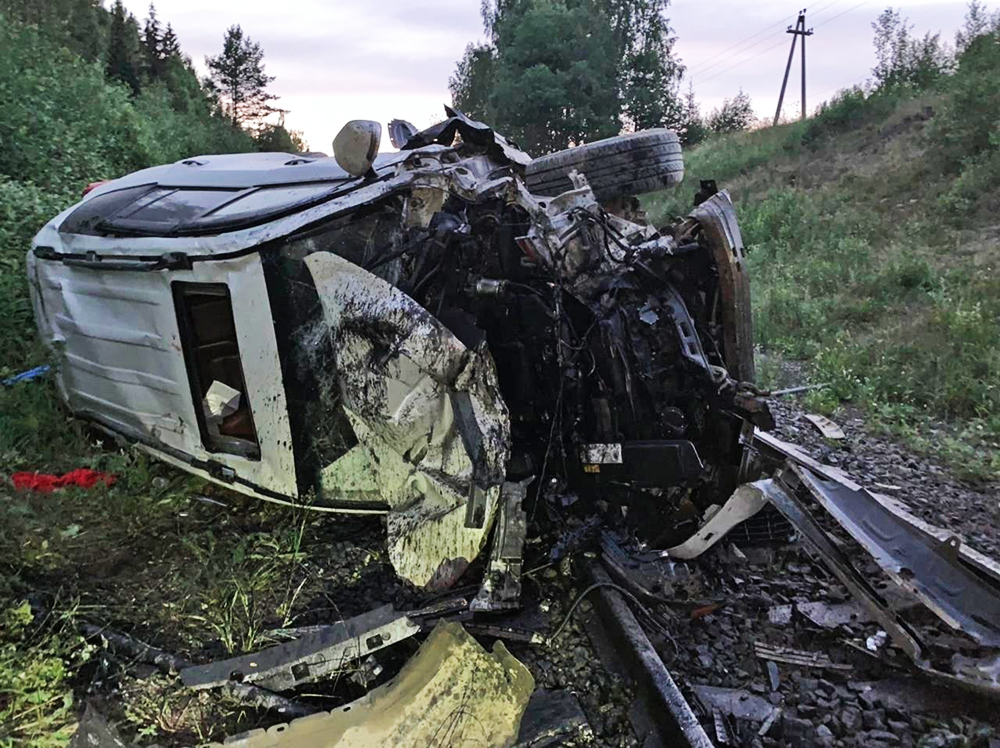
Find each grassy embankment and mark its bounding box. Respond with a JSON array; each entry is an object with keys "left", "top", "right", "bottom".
[{"left": 646, "top": 53, "right": 1000, "bottom": 481}]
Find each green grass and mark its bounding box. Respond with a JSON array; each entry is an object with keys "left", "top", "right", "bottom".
[{"left": 646, "top": 86, "right": 1000, "bottom": 481}]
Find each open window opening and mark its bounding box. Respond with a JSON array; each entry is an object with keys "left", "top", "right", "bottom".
[{"left": 173, "top": 282, "right": 260, "bottom": 459}]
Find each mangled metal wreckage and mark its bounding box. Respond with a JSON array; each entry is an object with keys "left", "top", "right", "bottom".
[
  {"left": 28, "top": 108, "right": 773, "bottom": 591},
  {"left": 31, "top": 111, "right": 1000, "bottom": 741}
]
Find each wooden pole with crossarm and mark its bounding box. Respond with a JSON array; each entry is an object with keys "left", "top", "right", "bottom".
[{"left": 774, "top": 10, "right": 814, "bottom": 125}]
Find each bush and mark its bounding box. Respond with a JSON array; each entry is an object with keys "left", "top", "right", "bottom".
[{"left": 0, "top": 179, "right": 72, "bottom": 373}]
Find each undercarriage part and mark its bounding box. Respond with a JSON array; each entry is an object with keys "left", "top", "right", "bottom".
[
  {"left": 791, "top": 464, "right": 1000, "bottom": 647},
  {"left": 472, "top": 480, "right": 529, "bottom": 611},
  {"left": 80, "top": 624, "right": 316, "bottom": 718},
  {"left": 209, "top": 621, "right": 534, "bottom": 748},
  {"left": 180, "top": 605, "right": 419, "bottom": 692},
  {"left": 525, "top": 129, "right": 683, "bottom": 200},
  {"left": 585, "top": 564, "right": 714, "bottom": 748}
]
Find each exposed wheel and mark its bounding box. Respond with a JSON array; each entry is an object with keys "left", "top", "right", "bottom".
[{"left": 525, "top": 129, "right": 683, "bottom": 200}]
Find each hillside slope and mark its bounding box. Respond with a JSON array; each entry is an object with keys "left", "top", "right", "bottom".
[{"left": 646, "top": 77, "right": 1000, "bottom": 479}]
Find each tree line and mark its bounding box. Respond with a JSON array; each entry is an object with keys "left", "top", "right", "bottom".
[
  {"left": 0, "top": 0, "right": 301, "bottom": 153},
  {"left": 449, "top": 0, "right": 755, "bottom": 156}
]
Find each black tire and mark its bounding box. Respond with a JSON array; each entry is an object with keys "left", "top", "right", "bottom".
[{"left": 525, "top": 129, "right": 683, "bottom": 200}]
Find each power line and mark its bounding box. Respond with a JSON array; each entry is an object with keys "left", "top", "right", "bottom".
[
  {"left": 686, "top": 0, "right": 841, "bottom": 75},
  {"left": 687, "top": 19, "right": 791, "bottom": 75},
  {"left": 694, "top": 36, "right": 793, "bottom": 85},
  {"left": 693, "top": 0, "right": 876, "bottom": 88},
  {"left": 813, "top": 0, "right": 874, "bottom": 29}
]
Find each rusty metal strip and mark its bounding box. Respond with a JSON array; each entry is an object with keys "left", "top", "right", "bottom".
[
  {"left": 791, "top": 464, "right": 1000, "bottom": 647},
  {"left": 753, "top": 642, "right": 853, "bottom": 672},
  {"left": 180, "top": 604, "right": 419, "bottom": 692}
]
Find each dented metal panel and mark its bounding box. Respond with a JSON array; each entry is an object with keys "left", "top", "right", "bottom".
[
  {"left": 305, "top": 252, "right": 510, "bottom": 589},
  {"left": 28, "top": 252, "right": 297, "bottom": 497},
  {"left": 689, "top": 191, "right": 755, "bottom": 382}
]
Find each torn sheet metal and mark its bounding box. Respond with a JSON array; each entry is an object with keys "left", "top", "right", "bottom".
[
  {"left": 472, "top": 480, "right": 529, "bottom": 611},
  {"left": 305, "top": 252, "right": 510, "bottom": 589},
  {"left": 181, "top": 605, "right": 419, "bottom": 692},
  {"left": 210, "top": 621, "right": 534, "bottom": 748},
  {"left": 70, "top": 705, "right": 134, "bottom": 748},
  {"left": 666, "top": 481, "right": 769, "bottom": 560},
  {"left": 792, "top": 463, "right": 1000, "bottom": 647},
  {"left": 755, "top": 429, "right": 1000, "bottom": 586}
]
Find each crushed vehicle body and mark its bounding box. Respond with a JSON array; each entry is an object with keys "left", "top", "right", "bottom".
[{"left": 28, "top": 107, "right": 773, "bottom": 588}]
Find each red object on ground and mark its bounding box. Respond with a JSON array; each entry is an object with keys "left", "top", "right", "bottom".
[{"left": 12, "top": 469, "right": 116, "bottom": 492}]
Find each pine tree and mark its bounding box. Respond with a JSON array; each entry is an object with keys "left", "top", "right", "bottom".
[
  {"left": 106, "top": 0, "right": 140, "bottom": 94},
  {"left": 142, "top": 3, "right": 164, "bottom": 79},
  {"left": 206, "top": 25, "right": 278, "bottom": 128},
  {"left": 161, "top": 23, "right": 180, "bottom": 58}
]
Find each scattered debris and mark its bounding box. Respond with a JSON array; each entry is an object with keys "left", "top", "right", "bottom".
[
  {"left": 80, "top": 623, "right": 315, "bottom": 717},
  {"left": 765, "top": 660, "right": 780, "bottom": 691},
  {"left": 12, "top": 468, "right": 115, "bottom": 492},
  {"left": 691, "top": 684, "right": 776, "bottom": 723},
  {"left": 513, "top": 690, "right": 592, "bottom": 747},
  {"left": 803, "top": 413, "right": 846, "bottom": 439},
  {"left": 866, "top": 630, "right": 889, "bottom": 652},
  {"left": 208, "top": 621, "right": 534, "bottom": 748},
  {"left": 767, "top": 382, "right": 830, "bottom": 397},
  {"left": 793, "top": 463, "right": 1000, "bottom": 647},
  {"left": 757, "top": 707, "right": 781, "bottom": 737},
  {"left": 2, "top": 363, "right": 50, "bottom": 386},
  {"left": 797, "top": 600, "right": 872, "bottom": 629},
  {"left": 753, "top": 642, "right": 853, "bottom": 672},
  {"left": 70, "top": 705, "right": 132, "bottom": 748},
  {"left": 180, "top": 604, "right": 420, "bottom": 691},
  {"left": 768, "top": 604, "right": 793, "bottom": 626}
]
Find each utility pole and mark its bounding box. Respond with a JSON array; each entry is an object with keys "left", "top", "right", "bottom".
[{"left": 773, "top": 9, "right": 814, "bottom": 125}]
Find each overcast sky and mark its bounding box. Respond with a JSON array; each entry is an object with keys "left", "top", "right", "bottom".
[{"left": 120, "top": 0, "right": 973, "bottom": 153}]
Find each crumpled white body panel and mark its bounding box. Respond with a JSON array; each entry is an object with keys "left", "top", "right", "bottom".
[{"left": 307, "top": 252, "right": 510, "bottom": 589}]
